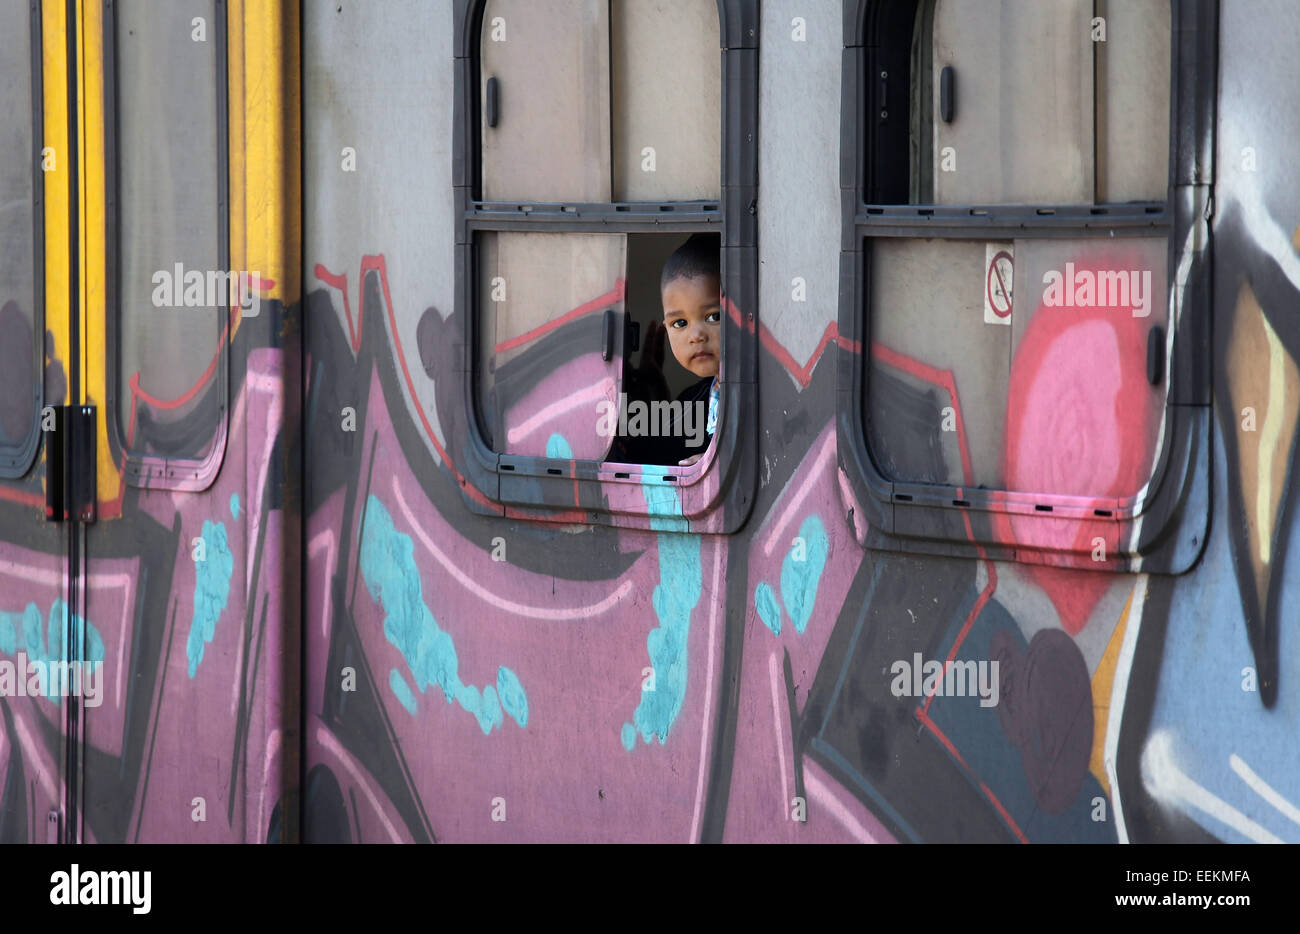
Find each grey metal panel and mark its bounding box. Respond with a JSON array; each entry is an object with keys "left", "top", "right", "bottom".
[
  {"left": 1217, "top": 0, "right": 1300, "bottom": 212},
  {"left": 0, "top": 0, "right": 36, "bottom": 449},
  {"left": 867, "top": 237, "right": 1009, "bottom": 488},
  {"left": 1097, "top": 0, "right": 1170, "bottom": 203},
  {"left": 760, "top": 0, "right": 842, "bottom": 370},
  {"left": 611, "top": 0, "right": 721, "bottom": 202},
  {"left": 932, "top": 0, "right": 1094, "bottom": 205},
  {"left": 304, "top": 0, "right": 458, "bottom": 458},
  {"left": 480, "top": 0, "right": 610, "bottom": 203},
  {"left": 116, "top": 0, "right": 221, "bottom": 440}
]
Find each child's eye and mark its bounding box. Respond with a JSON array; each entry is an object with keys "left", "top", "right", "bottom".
[
  {"left": 670, "top": 319, "right": 686, "bottom": 329},
  {"left": 707, "top": 311, "right": 721, "bottom": 323}
]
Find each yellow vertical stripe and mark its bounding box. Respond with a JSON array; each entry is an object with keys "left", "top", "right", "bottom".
[
  {"left": 240, "top": 0, "right": 300, "bottom": 307},
  {"left": 42, "top": 0, "right": 71, "bottom": 425},
  {"left": 229, "top": 0, "right": 246, "bottom": 318},
  {"left": 75, "top": 0, "right": 121, "bottom": 507}
]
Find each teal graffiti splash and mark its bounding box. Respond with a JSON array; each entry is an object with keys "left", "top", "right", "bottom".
[
  {"left": 780, "top": 515, "right": 828, "bottom": 633},
  {"left": 755, "top": 581, "right": 781, "bottom": 635},
  {"left": 545, "top": 433, "right": 573, "bottom": 460},
  {"left": 230, "top": 493, "right": 241, "bottom": 520},
  {"left": 624, "top": 470, "right": 702, "bottom": 749},
  {"left": 187, "top": 520, "right": 235, "bottom": 678},
  {"left": 0, "top": 600, "right": 105, "bottom": 704},
  {"left": 389, "top": 669, "right": 419, "bottom": 715},
  {"left": 497, "top": 666, "right": 529, "bottom": 727},
  {"left": 360, "top": 495, "right": 527, "bottom": 733}
]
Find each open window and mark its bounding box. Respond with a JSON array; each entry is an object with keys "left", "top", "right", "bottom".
[
  {"left": 104, "top": 0, "right": 230, "bottom": 490},
  {"left": 0, "top": 0, "right": 43, "bottom": 479},
  {"left": 837, "top": 0, "right": 1213, "bottom": 571},
  {"left": 454, "top": 0, "right": 758, "bottom": 530}
]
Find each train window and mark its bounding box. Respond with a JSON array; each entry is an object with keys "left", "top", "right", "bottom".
[
  {"left": 1094, "top": 1, "right": 1171, "bottom": 202},
  {"left": 0, "top": 0, "right": 41, "bottom": 478},
  {"left": 455, "top": 0, "right": 757, "bottom": 530},
  {"left": 109, "top": 0, "right": 229, "bottom": 486},
  {"left": 919, "top": 0, "right": 1169, "bottom": 205},
  {"left": 867, "top": 235, "right": 1169, "bottom": 496},
  {"left": 476, "top": 232, "right": 626, "bottom": 460},
  {"left": 478, "top": 0, "right": 721, "bottom": 204},
  {"left": 478, "top": 0, "right": 611, "bottom": 203},
  {"left": 839, "top": 0, "right": 1213, "bottom": 570},
  {"left": 610, "top": 2, "right": 721, "bottom": 202}
]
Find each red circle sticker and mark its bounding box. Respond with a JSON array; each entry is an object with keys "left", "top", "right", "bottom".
[{"left": 987, "top": 250, "right": 1013, "bottom": 318}]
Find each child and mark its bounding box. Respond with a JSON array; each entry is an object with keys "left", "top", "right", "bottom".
[{"left": 607, "top": 236, "right": 721, "bottom": 466}]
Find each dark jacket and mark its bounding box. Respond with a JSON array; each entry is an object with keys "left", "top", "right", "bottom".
[{"left": 607, "top": 376, "right": 714, "bottom": 466}]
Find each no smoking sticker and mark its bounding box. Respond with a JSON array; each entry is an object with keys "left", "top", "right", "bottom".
[{"left": 984, "top": 244, "right": 1013, "bottom": 325}]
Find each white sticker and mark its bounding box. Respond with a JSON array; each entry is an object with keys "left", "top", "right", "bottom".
[{"left": 984, "top": 243, "right": 1013, "bottom": 325}]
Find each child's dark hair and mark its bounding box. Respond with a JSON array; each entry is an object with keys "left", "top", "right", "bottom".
[{"left": 660, "top": 233, "right": 720, "bottom": 293}]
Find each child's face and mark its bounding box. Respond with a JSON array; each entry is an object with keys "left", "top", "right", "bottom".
[{"left": 662, "top": 273, "right": 721, "bottom": 379}]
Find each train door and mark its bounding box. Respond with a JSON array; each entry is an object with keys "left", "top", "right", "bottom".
[
  {"left": 46, "top": 0, "right": 300, "bottom": 843},
  {"left": 0, "top": 0, "right": 79, "bottom": 845}
]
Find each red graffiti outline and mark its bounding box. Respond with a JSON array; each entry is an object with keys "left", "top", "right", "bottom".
[{"left": 316, "top": 256, "right": 496, "bottom": 511}]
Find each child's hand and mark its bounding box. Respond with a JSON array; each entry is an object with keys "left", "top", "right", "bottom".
[{"left": 677, "top": 453, "right": 703, "bottom": 467}]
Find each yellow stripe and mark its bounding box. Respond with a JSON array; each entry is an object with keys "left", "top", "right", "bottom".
[
  {"left": 74, "top": 0, "right": 121, "bottom": 507},
  {"left": 42, "top": 0, "right": 71, "bottom": 435},
  {"left": 240, "top": 0, "right": 301, "bottom": 307},
  {"left": 229, "top": 0, "right": 246, "bottom": 315}
]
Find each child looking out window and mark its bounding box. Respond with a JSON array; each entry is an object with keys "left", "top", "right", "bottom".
[{"left": 607, "top": 236, "right": 720, "bottom": 467}]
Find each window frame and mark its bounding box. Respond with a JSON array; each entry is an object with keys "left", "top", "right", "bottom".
[
  {"left": 0, "top": 0, "right": 45, "bottom": 480},
  {"left": 102, "top": 0, "right": 231, "bottom": 492},
  {"left": 836, "top": 0, "right": 1215, "bottom": 572},
  {"left": 452, "top": 0, "right": 759, "bottom": 532}
]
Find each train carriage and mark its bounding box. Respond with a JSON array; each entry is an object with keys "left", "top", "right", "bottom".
[{"left": 0, "top": 0, "right": 1296, "bottom": 845}]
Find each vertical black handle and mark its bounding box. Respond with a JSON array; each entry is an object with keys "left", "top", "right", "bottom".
[
  {"left": 602, "top": 308, "right": 616, "bottom": 361},
  {"left": 486, "top": 76, "right": 499, "bottom": 128},
  {"left": 1147, "top": 325, "right": 1166, "bottom": 385},
  {"left": 940, "top": 66, "right": 955, "bottom": 123}
]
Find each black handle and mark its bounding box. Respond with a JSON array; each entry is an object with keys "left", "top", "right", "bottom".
[
  {"left": 486, "top": 76, "right": 499, "bottom": 128},
  {"left": 940, "top": 66, "right": 955, "bottom": 123},
  {"left": 1147, "top": 325, "right": 1165, "bottom": 385},
  {"left": 602, "top": 308, "right": 616, "bottom": 361}
]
